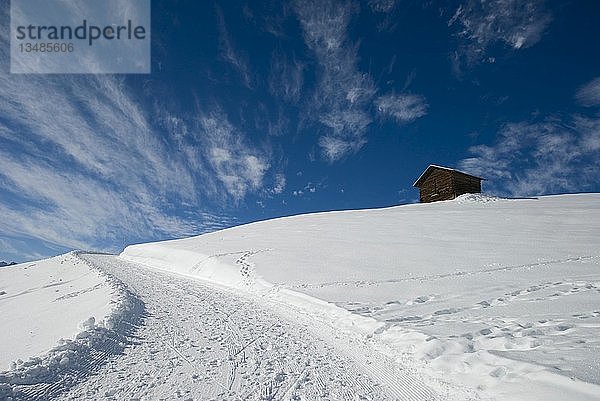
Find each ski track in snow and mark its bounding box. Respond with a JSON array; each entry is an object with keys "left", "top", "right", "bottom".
[{"left": 55, "top": 254, "right": 442, "bottom": 401}]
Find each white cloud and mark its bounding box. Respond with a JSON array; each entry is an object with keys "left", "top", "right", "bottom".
[
  {"left": 269, "top": 52, "right": 305, "bottom": 102},
  {"left": 199, "top": 112, "right": 270, "bottom": 200},
  {"left": 271, "top": 174, "right": 287, "bottom": 194},
  {"left": 216, "top": 6, "right": 253, "bottom": 88},
  {"left": 0, "top": 152, "right": 205, "bottom": 251},
  {"left": 575, "top": 115, "right": 600, "bottom": 152},
  {"left": 368, "top": 0, "right": 397, "bottom": 13},
  {"left": 319, "top": 109, "right": 372, "bottom": 138},
  {"left": 318, "top": 136, "right": 364, "bottom": 163},
  {"left": 0, "top": 238, "right": 19, "bottom": 256},
  {"left": 304, "top": 182, "right": 317, "bottom": 193},
  {"left": 266, "top": 109, "right": 289, "bottom": 137},
  {"left": 0, "top": 8, "right": 249, "bottom": 257},
  {"left": 375, "top": 94, "right": 428, "bottom": 123},
  {"left": 0, "top": 73, "right": 205, "bottom": 236},
  {"left": 293, "top": 0, "right": 375, "bottom": 161},
  {"left": 0, "top": 237, "right": 46, "bottom": 262},
  {"left": 449, "top": 0, "right": 552, "bottom": 65},
  {"left": 459, "top": 117, "right": 600, "bottom": 197},
  {"left": 576, "top": 77, "right": 600, "bottom": 107},
  {"left": 0, "top": 73, "right": 198, "bottom": 201},
  {"left": 294, "top": 0, "right": 427, "bottom": 162}
]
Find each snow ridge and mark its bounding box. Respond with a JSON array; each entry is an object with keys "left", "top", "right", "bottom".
[{"left": 0, "top": 252, "right": 145, "bottom": 401}]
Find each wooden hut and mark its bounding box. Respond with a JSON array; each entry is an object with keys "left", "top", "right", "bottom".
[{"left": 413, "top": 165, "right": 483, "bottom": 203}]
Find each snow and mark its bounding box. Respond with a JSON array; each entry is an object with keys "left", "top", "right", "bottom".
[
  {"left": 56, "top": 254, "right": 439, "bottom": 401},
  {"left": 0, "top": 253, "right": 112, "bottom": 371},
  {"left": 1, "top": 194, "right": 598, "bottom": 400},
  {"left": 120, "top": 193, "right": 600, "bottom": 400},
  {"left": 0, "top": 252, "right": 143, "bottom": 400}
]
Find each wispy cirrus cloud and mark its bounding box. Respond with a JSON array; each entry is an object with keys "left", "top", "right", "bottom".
[
  {"left": 459, "top": 116, "right": 600, "bottom": 197},
  {"left": 0, "top": 237, "right": 45, "bottom": 262},
  {"left": 0, "top": 78, "right": 240, "bottom": 252},
  {"left": 216, "top": 5, "right": 253, "bottom": 88},
  {"left": 293, "top": 0, "right": 375, "bottom": 162},
  {"left": 366, "top": 0, "right": 401, "bottom": 32},
  {"left": 269, "top": 51, "right": 305, "bottom": 103},
  {"left": 368, "top": 0, "right": 397, "bottom": 14},
  {"left": 375, "top": 94, "right": 428, "bottom": 123},
  {"left": 293, "top": 0, "right": 427, "bottom": 162},
  {"left": 576, "top": 77, "right": 600, "bottom": 107},
  {"left": 199, "top": 111, "right": 270, "bottom": 201},
  {"left": 317, "top": 135, "right": 364, "bottom": 163},
  {"left": 449, "top": 0, "right": 552, "bottom": 66},
  {"left": 0, "top": 152, "right": 200, "bottom": 247},
  {"left": 0, "top": 8, "right": 270, "bottom": 261},
  {"left": 460, "top": 78, "right": 600, "bottom": 197}
]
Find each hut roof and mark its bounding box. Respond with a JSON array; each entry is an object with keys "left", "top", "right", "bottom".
[{"left": 413, "top": 165, "right": 484, "bottom": 187}]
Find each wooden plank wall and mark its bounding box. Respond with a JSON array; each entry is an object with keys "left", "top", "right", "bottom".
[
  {"left": 418, "top": 170, "right": 481, "bottom": 203},
  {"left": 419, "top": 169, "right": 454, "bottom": 203},
  {"left": 452, "top": 172, "right": 481, "bottom": 197}
]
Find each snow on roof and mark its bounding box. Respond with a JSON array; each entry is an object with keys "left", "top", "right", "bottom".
[{"left": 413, "top": 164, "right": 484, "bottom": 187}]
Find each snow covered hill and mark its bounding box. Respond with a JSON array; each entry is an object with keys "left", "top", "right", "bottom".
[
  {"left": 120, "top": 193, "right": 600, "bottom": 401},
  {"left": 0, "top": 253, "right": 142, "bottom": 400},
  {"left": 1, "top": 194, "right": 598, "bottom": 400},
  {"left": 0, "top": 254, "right": 115, "bottom": 372}
]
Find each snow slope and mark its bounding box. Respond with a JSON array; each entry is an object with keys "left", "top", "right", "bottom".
[
  {"left": 121, "top": 193, "right": 600, "bottom": 401},
  {"left": 0, "top": 253, "right": 114, "bottom": 371},
  {"left": 0, "top": 252, "right": 143, "bottom": 400}
]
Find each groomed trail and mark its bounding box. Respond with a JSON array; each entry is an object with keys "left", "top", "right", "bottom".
[{"left": 56, "top": 253, "right": 443, "bottom": 401}]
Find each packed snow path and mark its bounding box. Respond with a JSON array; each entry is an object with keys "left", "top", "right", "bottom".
[{"left": 57, "top": 254, "right": 440, "bottom": 401}]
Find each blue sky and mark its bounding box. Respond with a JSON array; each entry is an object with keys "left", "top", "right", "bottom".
[{"left": 1, "top": 0, "right": 599, "bottom": 262}]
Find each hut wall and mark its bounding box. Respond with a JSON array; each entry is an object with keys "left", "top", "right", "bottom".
[
  {"left": 452, "top": 172, "right": 482, "bottom": 197},
  {"left": 419, "top": 169, "right": 455, "bottom": 203}
]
